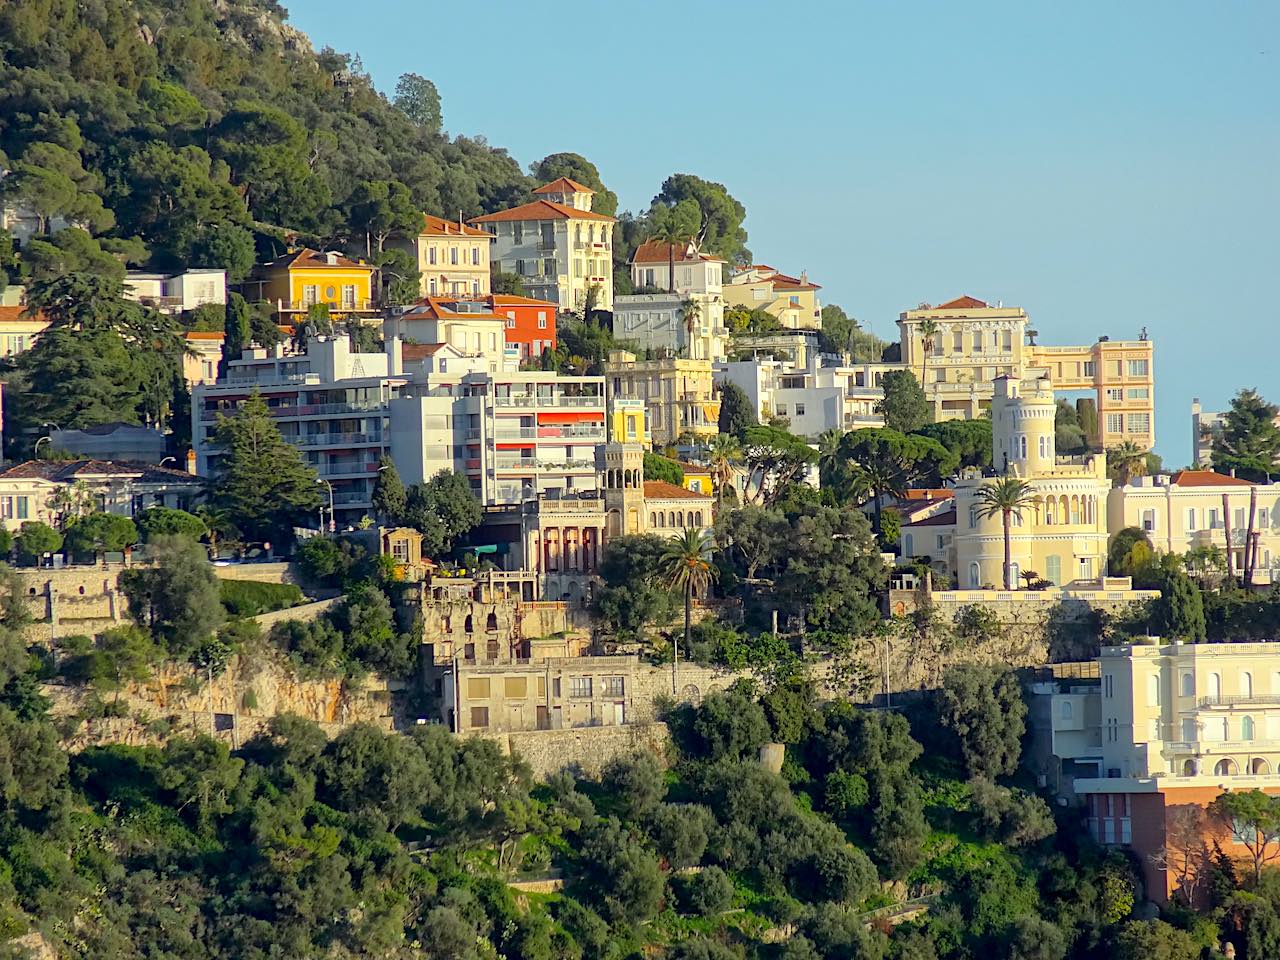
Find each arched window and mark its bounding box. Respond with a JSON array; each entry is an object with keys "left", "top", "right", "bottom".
[
  {"left": 1242, "top": 672, "right": 1254, "bottom": 698},
  {"left": 904, "top": 534, "right": 914, "bottom": 556},
  {"left": 650, "top": 512, "right": 657, "bottom": 527},
  {"left": 968, "top": 562, "right": 981, "bottom": 588},
  {"left": 464, "top": 614, "right": 474, "bottom": 633},
  {"left": 1209, "top": 672, "right": 1222, "bottom": 701},
  {"left": 668, "top": 511, "right": 676, "bottom": 527},
  {"left": 1253, "top": 758, "right": 1271, "bottom": 775},
  {"left": 677, "top": 511, "right": 685, "bottom": 527},
  {"left": 694, "top": 512, "right": 703, "bottom": 526},
  {"left": 486, "top": 612, "right": 498, "bottom": 632},
  {"left": 1071, "top": 495, "right": 1081, "bottom": 524},
  {"left": 1060, "top": 495, "right": 1069, "bottom": 523},
  {"left": 1046, "top": 499, "right": 1056, "bottom": 525},
  {"left": 1181, "top": 673, "right": 1194, "bottom": 697},
  {"left": 1148, "top": 674, "right": 1161, "bottom": 706},
  {"left": 1060, "top": 701, "right": 1073, "bottom": 720},
  {"left": 443, "top": 616, "right": 452, "bottom": 633},
  {"left": 1009, "top": 562, "right": 1020, "bottom": 586},
  {"left": 1242, "top": 716, "right": 1256, "bottom": 740},
  {"left": 1214, "top": 758, "right": 1238, "bottom": 777},
  {"left": 657, "top": 513, "right": 665, "bottom": 528},
  {"left": 1183, "top": 759, "right": 1197, "bottom": 777}
]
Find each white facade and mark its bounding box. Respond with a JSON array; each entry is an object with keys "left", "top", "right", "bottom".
[
  {"left": 612, "top": 291, "right": 727, "bottom": 361},
  {"left": 124, "top": 269, "right": 226, "bottom": 313}
]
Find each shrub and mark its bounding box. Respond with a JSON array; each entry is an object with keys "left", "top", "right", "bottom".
[
  {"left": 673, "top": 866, "right": 734, "bottom": 917},
  {"left": 219, "top": 579, "right": 304, "bottom": 617}
]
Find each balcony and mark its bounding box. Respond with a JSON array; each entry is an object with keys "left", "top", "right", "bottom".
[
  {"left": 272, "top": 298, "right": 378, "bottom": 313},
  {"left": 1198, "top": 694, "right": 1280, "bottom": 708},
  {"left": 493, "top": 426, "right": 606, "bottom": 442},
  {"left": 293, "top": 432, "right": 383, "bottom": 447},
  {"left": 493, "top": 395, "right": 603, "bottom": 409},
  {"left": 199, "top": 400, "right": 388, "bottom": 423}
]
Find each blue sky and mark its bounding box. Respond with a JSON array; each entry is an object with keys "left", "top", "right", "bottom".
[{"left": 288, "top": 0, "right": 1279, "bottom": 465}]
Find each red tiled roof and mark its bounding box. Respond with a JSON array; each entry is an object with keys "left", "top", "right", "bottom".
[
  {"left": 262, "top": 248, "right": 372, "bottom": 271},
  {"left": 402, "top": 343, "right": 451, "bottom": 360},
  {"left": 904, "top": 508, "right": 958, "bottom": 528},
  {"left": 643, "top": 480, "right": 713, "bottom": 501},
  {"left": 769, "top": 272, "right": 821, "bottom": 291},
  {"left": 402, "top": 297, "right": 506, "bottom": 322},
  {"left": 933, "top": 295, "right": 989, "bottom": 310},
  {"left": 533, "top": 177, "right": 594, "bottom": 195},
  {"left": 0, "top": 305, "right": 47, "bottom": 323},
  {"left": 184, "top": 331, "right": 225, "bottom": 341},
  {"left": 420, "top": 214, "right": 492, "bottom": 238},
  {"left": 631, "top": 240, "right": 724, "bottom": 265},
  {"left": 1169, "top": 470, "right": 1254, "bottom": 487},
  {"left": 0, "top": 459, "right": 200, "bottom": 484},
  {"left": 487, "top": 294, "right": 558, "bottom": 308},
  {"left": 903, "top": 488, "right": 954, "bottom": 500},
  {"left": 470, "top": 199, "right": 614, "bottom": 224}
]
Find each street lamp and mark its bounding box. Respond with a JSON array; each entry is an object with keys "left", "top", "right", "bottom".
[
  {"left": 316, "top": 477, "right": 335, "bottom": 534},
  {"left": 159, "top": 456, "right": 176, "bottom": 468},
  {"left": 34, "top": 436, "right": 51, "bottom": 459}
]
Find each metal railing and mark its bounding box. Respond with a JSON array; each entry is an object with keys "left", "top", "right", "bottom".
[
  {"left": 1199, "top": 694, "right": 1280, "bottom": 708},
  {"left": 294, "top": 432, "right": 383, "bottom": 446},
  {"left": 493, "top": 395, "right": 603, "bottom": 408}
]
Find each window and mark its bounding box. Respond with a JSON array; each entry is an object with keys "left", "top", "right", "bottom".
[
  {"left": 505, "top": 318, "right": 515, "bottom": 329},
  {"left": 341, "top": 285, "right": 356, "bottom": 308},
  {"left": 1243, "top": 716, "right": 1256, "bottom": 740},
  {"left": 1128, "top": 387, "right": 1149, "bottom": 399},
  {"left": 1106, "top": 388, "right": 1124, "bottom": 402},
  {"left": 1060, "top": 701, "right": 1073, "bottom": 720},
  {"left": 569, "top": 677, "right": 593, "bottom": 699},
  {"left": 1142, "top": 509, "right": 1156, "bottom": 532},
  {"left": 795, "top": 403, "right": 805, "bottom": 416},
  {"left": 538, "top": 312, "right": 548, "bottom": 329},
  {"left": 1127, "top": 413, "right": 1151, "bottom": 434},
  {"left": 1186, "top": 509, "right": 1197, "bottom": 531},
  {"left": 1107, "top": 413, "right": 1124, "bottom": 434},
  {"left": 513, "top": 223, "right": 523, "bottom": 243},
  {"left": 1128, "top": 359, "right": 1149, "bottom": 376},
  {"left": 1182, "top": 719, "right": 1197, "bottom": 742},
  {"left": 776, "top": 404, "right": 787, "bottom": 416},
  {"left": 1039, "top": 436, "right": 1049, "bottom": 458},
  {"left": 429, "top": 277, "right": 438, "bottom": 295},
  {"left": 428, "top": 247, "right": 437, "bottom": 265},
  {"left": 16, "top": 497, "right": 28, "bottom": 520},
  {"left": 603, "top": 676, "right": 625, "bottom": 697},
  {"left": 472, "top": 247, "right": 481, "bottom": 265},
  {"left": 969, "top": 506, "right": 978, "bottom": 529},
  {"left": 1209, "top": 672, "right": 1222, "bottom": 701},
  {"left": 1104, "top": 674, "right": 1114, "bottom": 698},
  {"left": 1209, "top": 508, "right": 1222, "bottom": 529},
  {"left": 968, "top": 562, "right": 980, "bottom": 588},
  {"left": 1181, "top": 673, "right": 1194, "bottom": 697},
  {"left": 1147, "top": 673, "right": 1160, "bottom": 706},
  {"left": 952, "top": 330, "right": 963, "bottom": 351},
  {"left": 1242, "top": 672, "right": 1254, "bottom": 698},
  {"left": 904, "top": 534, "right": 914, "bottom": 556},
  {"left": 302, "top": 284, "right": 318, "bottom": 306},
  {"left": 1082, "top": 361, "right": 1095, "bottom": 377},
  {"left": 470, "top": 707, "right": 489, "bottom": 728},
  {"left": 1045, "top": 555, "right": 1061, "bottom": 584}
]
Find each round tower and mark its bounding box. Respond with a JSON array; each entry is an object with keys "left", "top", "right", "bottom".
[{"left": 992, "top": 374, "right": 1056, "bottom": 477}]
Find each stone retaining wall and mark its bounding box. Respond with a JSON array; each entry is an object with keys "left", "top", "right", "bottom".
[{"left": 468, "top": 721, "right": 672, "bottom": 779}]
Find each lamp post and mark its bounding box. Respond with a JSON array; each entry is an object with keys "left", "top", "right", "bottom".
[
  {"left": 317, "top": 477, "right": 334, "bottom": 534},
  {"left": 34, "top": 436, "right": 51, "bottom": 459},
  {"left": 159, "top": 456, "right": 176, "bottom": 468}
]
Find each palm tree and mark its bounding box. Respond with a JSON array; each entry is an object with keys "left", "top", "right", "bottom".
[
  {"left": 679, "top": 298, "right": 701, "bottom": 358},
  {"left": 648, "top": 217, "right": 688, "bottom": 294},
  {"left": 974, "top": 477, "right": 1040, "bottom": 590},
  {"left": 660, "top": 529, "right": 717, "bottom": 694},
  {"left": 917, "top": 318, "right": 940, "bottom": 387},
  {"left": 1108, "top": 441, "right": 1149, "bottom": 486},
  {"left": 705, "top": 434, "right": 742, "bottom": 508},
  {"left": 817, "top": 428, "right": 858, "bottom": 501},
  {"left": 196, "top": 505, "right": 239, "bottom": 560}
]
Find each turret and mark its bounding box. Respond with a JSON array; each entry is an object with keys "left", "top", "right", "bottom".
[{"left": 992, "top": 374, "right": 1056, "bottom": 477}]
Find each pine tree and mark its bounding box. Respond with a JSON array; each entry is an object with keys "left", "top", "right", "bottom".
[
  {"left": 1156, "top": 569, "right": 1206, "bottom": 642},
  {"left": 1212, "top": 388, "right": 1280, "bottom": 482},
  {"left": 372, "top": 455, "right": 406, "bottom": 524},
  {"left": 212, "top": 393, "right": 322, "bottom": 545}
]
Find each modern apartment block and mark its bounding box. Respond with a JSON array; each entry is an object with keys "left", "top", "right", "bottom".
[
  {"left": 124, "top": 268, "right": 227, "bottom": 314},
  {"left": 604, "top": 351, "right": 720, "bottom": 445},
  {"left": 192, "top": 338, "right": 406, "bottom": 523},
  {"left": 396, "top": 214, "right": 493, "bottom": 299},
  {"left": 1041, "top": 639, "right": 1280, "bottom": 904},
  {"left": 471, "top": 178, "right": 615, "bottom": 312},
  {"left": 1108, "top": 470, "right": 1280, "bottom": 586},
  {"left": 899, "top": 295, "right": 1155, "bottom": 448}
]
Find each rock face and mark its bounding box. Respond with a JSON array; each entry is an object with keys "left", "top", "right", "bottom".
[{"left": 44, "top": 651, "right": 401, "bottom": 751}]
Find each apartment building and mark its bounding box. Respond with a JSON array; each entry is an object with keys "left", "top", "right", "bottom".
[
  {"left": 723, "top": 264, "right": 822, "bottom": 330},
  {"left": 388, "top": 368, "right": 607, "bottom": 506},
  {"left": 241, "top": 248, "right": 377, "bottom": 322},
  {"left": 944, "top": 375, "right": 1111, "bottom": 588},
  {"left": 899, "top": 296, "right": 1155, "bottom": 448},
  {"left": 1108, "top": 470, "right": 1280, "bottom": 586},
  {"left": 396, "top": 214, "right": 493, "bottom": 298},
  {"left": 192, "top": 338, "right": 405, "bottom": 523},
  {"left": 0, "top": 459, "right": 202, "bottom": 532},
  {"left": 1043, "top": 640, "right": 1280, "bottom": 904},
  {"left": 124, "top": 268, "right": 226, "bottom": 314},
  {"left": 604, "top": 351, "right": 720, "bottom": 445},
  {"left": 614, "top": 240, "right": 727, "bottom": 361},
  {"left": 471, "top": 178, "right": 615, "bottom": 312}
]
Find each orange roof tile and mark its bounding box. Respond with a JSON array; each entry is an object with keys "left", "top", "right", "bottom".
[
  {"left": 402, "top": 343, "right": 451, "bottom": 360},
  {"left": 183, "top": 331, "right": 225, "bottom": 341},
  {"left": 643, "top": 480, "right": 713, "bottom": 501},
  {"left": 904, "top": 508, "right": 958, "bottom": 528},
  {"left": 533, "top": 177, "right": 594, "bottom": 195},
  {"left": 631, "top": 240, "right": 724, "bottom": 265},
  {"left": 1169, "top": 470, "right": 1255, "bottom": 487},
  {"left": 263, "top": 248, "right": 372, "bottom": 271},
  {"left": 0, "top": 306, "right": 46, "bottom": 323},
  {"left": 420, "top": 215, "right": 493, "bottom": 239},
  {"left": 486, "top": 294, "right": 558, "bottom": 308},
  {"left": 933, "top": 295, "right": 989, "bottom": 310},
  {"left": 470, "top": 199, "right": 614, "bottom": 224},
  {"left": 402, "top": 297, "right": 506, "bottom": 322}
]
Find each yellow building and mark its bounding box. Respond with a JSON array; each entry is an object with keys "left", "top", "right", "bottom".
[
  {"left": 0, "top": 305, "right": 47, "bottom": 358},
  {"left": 947, "top": 374, "right": 1111, "bottom": 588},
  {"left": 899, "top": 295, "right": 1155, "bottom": 449},
  {"left": 723, "top": 264, "right": 822, "bottom": 330},
  {"left": 677, "top": 462, "right": 714, "bottom": 495},
  {"left": 607, "top": 397, "right": 650, "bottom": 445},
  {"left": 604, "top": 351, "right": 720, "bottom": 445},
  {"left": 400, "top": 215, "right": 493, "bottom": 298},
  {"left": 243, "top": 248, "right": 377, "bottom": 322}
]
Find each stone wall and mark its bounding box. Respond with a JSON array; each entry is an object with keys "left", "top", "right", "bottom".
[
  {"left": 212, "top": 561, "right": 299, "bottom": 585},
  {"left": 14, "top": 564, "right": 130, "bottom": 639},
  {"left": 45, "top": 650, "right": 400, "bottom": 752},
  {"left": 251, "top": 596, "right": 341, "bottom": 631},
  {"left": 468, "top": 720, "right": 672, "bottom": 779},
  {"left": 631, "top": 660, "right": 750, "bottom": 720}
]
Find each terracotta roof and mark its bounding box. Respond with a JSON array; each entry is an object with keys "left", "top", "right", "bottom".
[
  {"left": 0, "top": 305, "right": 47, "bottom": 323},
  {"left": 904, "top": 507, "right": 957, "bottom": 528},
  {"left": 402, "top": 343, "right": 451, "bottom": 360},
  {"left": 1169, "top": 470, "right": 1254, "bottom": 487},
  {"left": 486, "top": 294, "right": 558, "bottom": 308},
  {"left": 0, "top": 459, "right": 200, "bottom": 484},
  {"left": 420, "top": 214, "right": 492, "bottom": 238},
  {"left": 903, "top": 488, "right": 954, "bottom": 500},
  {"left": 470, "top": 199, "right": 614, "bottom": 224},
  {"left": 631, "top": 240, "right": 724, "bottom": 265},
  {"left": 675, "top": 461, "right": 711, "bottom": 473},
  {"left": 932, "top": 295, "right": 989, "bottom": 310},
  {"left": 533, "top": 177, "right": 594, "bottom": 195},
  {"left": 183, "top": 331, "right": 225, "bottom": 341},
  {"left": 262, "top": 248, "right": 372, "bottom": 271},
  {"left": 643, "top": 480, "right": 713, "bottom": 501}
]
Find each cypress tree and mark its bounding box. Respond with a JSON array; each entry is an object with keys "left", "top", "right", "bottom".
[
  {"left": 372, "top": 455, "right": 406, "bottom": 524},
  {"left": 223, "top": 292, "right": 251, "bottom": 364},
  {"left": 1156, "top": 569, "right": 1207, "bottom": 642}
]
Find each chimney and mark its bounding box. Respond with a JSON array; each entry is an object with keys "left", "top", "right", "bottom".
[
  {"left": 326, "top": 252, "right": 338, "bottom": 265},
  {"left": 385, "top": 316, "right": 403, "bottom": 375},
  {"left": 800, "top": 270, "right": 808, "bottom": 286},
  {"left": 185, "top": 448, "right": 197, "bottom": 475}
]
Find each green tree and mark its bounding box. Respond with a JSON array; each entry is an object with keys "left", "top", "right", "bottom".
[
  {"left": 401, "top": 470, "right": 482, "bottom": 556},
  {"left": 689, "top": 684, "right": 770, "bottom": 761},
  {"left": 2, "top": 139, "right": 113, "bottom": 235},
  {"left": 594, "top": 535, "right": 679, "bottom": 640},
  {"left": 94, "top": 625, "right": 161, "bottom": 700},
  {"left": 64, "top": 512, "right": 137, "bottom": 561},
  {"left": 531, "top": 152, "right": 618, "bottom": 217},
  {"left": 661, "top": 529, "right": 717, "bottom": 682},
  {"left": 393, "top": 72, "right": 442, "bottom": 133},
  {"left": 912, "top": 419, "right": 992, "bottom": 479},
  {"left": 717, "top": 381, "right": 758, "bottom": 436},
  {"left": 973, "top": 477, "right": 1040, "bottom": 590},
  {"left": 120, "top": 535, "right": 225, "bottom": 659},
  {"left": 1055, "top": 400, "right": 1088, "bottom": 455},
  {"left": 937, "top": 665, "right": 1028, "bottom": 779},
  {"left": 491, "top": 270, "right": 526, "bottom": 296},
  {"left": 15, "top": 521, "right": 62, "bottom": 564},
  {"left": 223, "top": 292, "right": 251, "bottom": 364},
  {"left": 1108, "top": 440, "right": 1150, "bottom": 486},
  {"left": 1111, "top": 920, "right": 1203, "bottom": 960},
  {"left": 211, "top": 393, "right": 322, "bottom": 545},
  {"left": 643, "top": 452, "right": 684, "bottom": 486},
  {"left": 347, "top": 179, "right": 422, "bottom": 257},
  {"left": 1209, "top": 790, "right": 1280, "bottom": 884},
  {"left": 705, "top": 433, "right": 742, "bottom": 507},
  {"left": 601, "top": 751, "right": 665, "bottom": 822},
  {"left": 653, "top": 174, "right": 749, "bottom": 264},
  {"left": 740, "top": 425, "right": 818, "bottom": 507},
  {"left": 371, "top": 455, "right": 407, "bottom": 524},
  {"left": 775, "top": 504, "right": 886, "bottom": 634},
  {"left": 840, "top": 428, "right": 954, "bottom": 534},
  {"left": 136, "top": 507, "right": 206, "bottom": 543},
  {"left": 876, "top": 369, "right": 930, "bottom": 433},
  {"left": 1153, "top": 568, "right": 1206, "bottom": 641},
  {"left": 1108, "top": 526, "right": 1153, "bottom": 578},
  {"left": 1212, "top": 388, "right": 1280, "bottom": 482}
]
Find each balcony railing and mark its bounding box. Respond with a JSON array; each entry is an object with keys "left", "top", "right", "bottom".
[
  {"left": 1199, "top": 694, "right": 1280, "bottom": 708},
  {"left": 493, "top": 395, "right": 603, "bottom": 408},
  {"left": 294, "top": 432, "right": 383, "bottom": 447},
  {"left": 274, "top": 298, "right": 377, "bottom": 312},
  {"left": 493, "top": 426, "right": 606, "bottom": 441}
]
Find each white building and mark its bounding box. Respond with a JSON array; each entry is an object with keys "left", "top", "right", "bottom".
[
  {"left": 124, "top": 269, "right": 226, "bottom": 314},
  {"left": 471, "top": 178, "right": 615, "bottom": 313},
  {"left": 614, "top": 240, "right": 726, "bottom": 361}
]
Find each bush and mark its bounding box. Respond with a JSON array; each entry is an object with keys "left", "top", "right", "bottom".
[
  {"left": 646, "top": 803, "right": 714, "bottom": 869},
  {"left": 15, "top": 521, "right": 63, "bottom": 564},
  {"left": 219, "top": 580, "right": 304, "bottom": 617},
  {"left": 674, "top": 866, "right": 734, "bottom": 916},
  {"left": 600, "top": 751, "right": 666, "bottom": 822}
]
